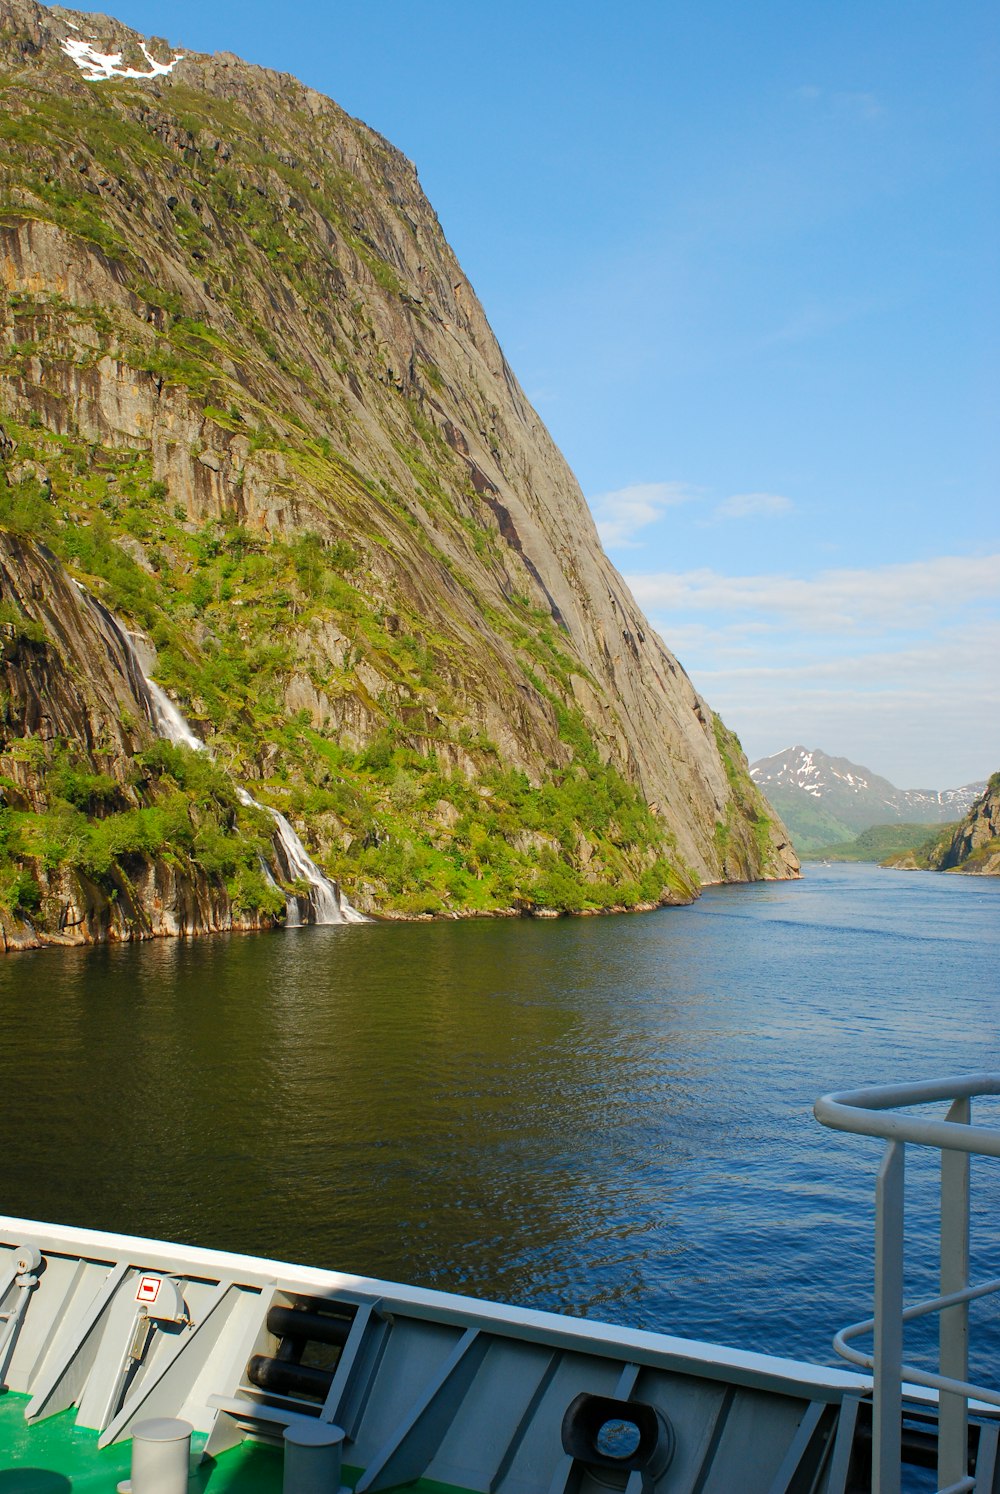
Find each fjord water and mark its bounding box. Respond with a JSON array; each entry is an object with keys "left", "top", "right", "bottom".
[{"left": 4, "top": 864, "right": 999, "bottom": 1373}]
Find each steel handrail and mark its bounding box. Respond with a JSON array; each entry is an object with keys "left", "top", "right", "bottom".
[
  {"left": 815, "top": 1075, "right": 1000, "bottom": 1494},
  {"left": 835, "top": 1275, "right": 1000, "bottom": 1363},
  {"left": 814, "top": 1074, "right": 1000, "bottom": 1155}
]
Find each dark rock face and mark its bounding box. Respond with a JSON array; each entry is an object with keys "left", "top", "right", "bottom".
[
  {"left": 0, "top": 531, "right": 149, "bottom": 774},
  {"left": 929, "top": 776, "right": 1000, "bottom": 876},
  {"left": 0, "top": 0, "right": 797, "bottom": 945},
  {"left": 1, "top": 856, "right": 262, "bottom": 953},
  {"left": 0, "top": 531, "right": 277, "bottom": 948}
]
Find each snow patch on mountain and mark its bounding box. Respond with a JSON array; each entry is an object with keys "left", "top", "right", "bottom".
[
  {"left": 751, "top": 745, "right": 985, "bottom": 828},
  {"left": 61, "top": 35, "right": 184, "bottom": 81}
]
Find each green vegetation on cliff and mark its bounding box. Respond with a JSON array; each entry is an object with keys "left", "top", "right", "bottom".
[
  {"left": 0, "top": 2, "right": 795, "bottom": 939},
  {"left": 0, "top": 734, "right": 286, "bottom": 920},
  {"left": 882, "top": 775, "right": 1000, "bottom": 876},
  {"left": 802, "top": 823, "right": 953, "bottom": 864},
  {"left": 710, "top": 717, "right": 778, "bottom": 877},
  {"left": 0, "top": 418, "right": 693, "bottom": 918}
]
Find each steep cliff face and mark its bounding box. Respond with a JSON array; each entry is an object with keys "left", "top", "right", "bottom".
[
  {"left": 0, "top": 0, "right": 796, "bottom": 938},
  {"left": 0, "top": 531, "right": 288, "bottom": 947},
  {"left": 928, "top": 777, "right": 1000, "bottom": 876},
  {"left": 0, "top": 530, "right": 148, "bottom": 781}
]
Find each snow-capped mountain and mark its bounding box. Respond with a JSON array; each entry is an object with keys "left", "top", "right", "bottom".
[{"left": 749, "top": 746, "right": 986, "bottom": 849}]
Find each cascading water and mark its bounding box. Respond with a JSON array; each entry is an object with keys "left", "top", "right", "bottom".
[
  {"left": 72, "top": 584, "right": 365, "bottom": 926},
  {"left": 140, "top": 672, "right": 365, "bottom": 926},
  {"left": 145, "top": 679, "right": 205, "bottom": 755}
]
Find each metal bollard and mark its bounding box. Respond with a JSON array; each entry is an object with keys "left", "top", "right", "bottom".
[
  {"left": 282, "top": 1420, "right": 346, "bottom": 1494},
  {"left": 116, "top": 1416, "right": 192, "bottom": 1494}
]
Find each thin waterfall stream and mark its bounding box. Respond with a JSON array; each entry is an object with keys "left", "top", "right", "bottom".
[
  {"left": 141, "top": 672, "right": 365, "bottom": 926},
  {"left": 77, "top": 584, "right": 364, "bottom": 926}
]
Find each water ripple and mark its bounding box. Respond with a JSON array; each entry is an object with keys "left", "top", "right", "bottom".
[{"left": 1, "top": 863, "right": 998, "bottom": 1371}]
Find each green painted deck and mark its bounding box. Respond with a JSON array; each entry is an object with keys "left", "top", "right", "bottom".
[
  {"left": 0, "top": 1393, "right": 473, "bottom": 1493},
  {"left": 0, "top": 1391, "right": 283, "bottom": 1492}
]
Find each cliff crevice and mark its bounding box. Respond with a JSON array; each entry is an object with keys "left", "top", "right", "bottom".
[
  {"left": 0, "top": 530, "right": 285, "bottom": 948},
  {"left": 0, "top": 0, "right": 797, "bottom": 938}
]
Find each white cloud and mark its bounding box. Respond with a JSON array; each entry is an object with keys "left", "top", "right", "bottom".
[
  {"left": 627, "top": 553, "right": 1000, "bottom": 630},
  {"left": 695, "top": 625, "right": 1000, "bottom": 695},
  {"left": 588, "top": 481, "right": 697, "bottom": 548},
  {"left": 714, "top": 491, "right": 794, "bottom": 520},
  {"left": 624, "top": 555, "right": 1000, "bottom": 785},
  {"left": 761, "top": 295, "right": 880, "bottom": 347},
  {"left": 589, "top": 480, "right": 797, "bottom": 546}
]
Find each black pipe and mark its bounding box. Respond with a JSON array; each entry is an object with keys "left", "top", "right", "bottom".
[
  {"left": 851, "top": 1419, "right": 972, "bottom": 1474},
  {"left": 266, "top": 1306, "right": 352, "bottom": 1347},
  {"left": 248, "top": 1355, "right": 334, "bottom": 1399}
]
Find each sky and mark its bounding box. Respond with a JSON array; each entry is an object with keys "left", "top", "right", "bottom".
[{"left": 56, "top": 0, "right": 999, "bottom": 787}]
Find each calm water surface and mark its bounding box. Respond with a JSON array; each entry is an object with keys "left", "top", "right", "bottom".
[{"left": 3, "top": 863, "right": 999, "bottom": 1374}]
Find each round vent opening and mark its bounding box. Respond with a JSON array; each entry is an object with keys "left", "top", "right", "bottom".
[{"left": 595, "top": 1417, "right": 642, "bottom": 1460}]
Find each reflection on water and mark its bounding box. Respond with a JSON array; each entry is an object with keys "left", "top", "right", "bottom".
[{"left": 3, "top": 865, "right": 999, "bottom": 1369}]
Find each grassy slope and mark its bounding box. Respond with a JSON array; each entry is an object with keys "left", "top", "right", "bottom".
[
  {"left": 802, "top": 822, "right": 953, "bottom": 864},
  {"left": 0, "top": 423, "right": 690, "bottom": 918},
  {"left": 758, "top": 786, "right": 855, "bottom": 854},
  {"left": 0, "top": 22, "right": 774, "bottom": 924}
]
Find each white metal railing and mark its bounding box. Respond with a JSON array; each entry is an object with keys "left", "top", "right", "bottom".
[{"left": 815, "top": 1075, "right": 1000, "bottom": 1494}]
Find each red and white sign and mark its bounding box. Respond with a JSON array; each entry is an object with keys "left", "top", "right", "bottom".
[{"left": 136, "top": 1275, "right": 161, "bottom": 1304}]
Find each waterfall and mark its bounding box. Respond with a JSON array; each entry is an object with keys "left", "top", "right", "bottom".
[
  {"left": 140, "top": 674, "right": 366, "bottom": 926},
  {"left": 71, "top": 583, "right": 365, "bottom": 926},
  {"left": 145, "top": 680, "right": 206, "bottom": 755}
]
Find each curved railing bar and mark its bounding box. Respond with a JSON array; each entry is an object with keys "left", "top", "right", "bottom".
[
  {"left": 815, "top": 1074, "right": 1000, "bottom": 1494},
  {"left": 815, "top": 1073, "right": 1000, "bottom": 1156},
  {"left": 835, "top": 1316, "right": 1000, "bottom": 1412},
  {"left": 847, "top": 1356, "right": 1000, "bottom": 1413},
  {"left": 833, "top": 1274, "right": 1000, "bottom": 1364}
]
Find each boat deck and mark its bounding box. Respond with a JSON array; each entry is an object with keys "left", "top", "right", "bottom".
[
  {"left": 0, "top": 1392, "right": 472, "bottom": 1493},
  {"left": 0, "top": 1218, "right": 876, "bottom": 1494},
  {"left": 0, "top": 1390, "right": 268, "bottom": 1491}
]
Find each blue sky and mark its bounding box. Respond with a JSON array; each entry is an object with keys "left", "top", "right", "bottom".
[{"left": 61, "top": 1, "right": 998, "bottom": 787}]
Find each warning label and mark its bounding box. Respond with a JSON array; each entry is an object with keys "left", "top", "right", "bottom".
[{"left": 136, "top": 1275, "right": 161, "bottom": 1304}]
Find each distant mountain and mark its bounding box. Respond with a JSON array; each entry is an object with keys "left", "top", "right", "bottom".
[
  {"left": 883, "top": 776, "right": 1000, "bottom": 876},
  {"left": 750, "top": 746, "right": 986, "bottom": 852}
]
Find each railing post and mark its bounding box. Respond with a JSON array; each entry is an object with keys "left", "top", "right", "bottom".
[
  {"left": 940, "top": 1097, "right": 971, "bottom": 1491},
  {"left": 873, "top": 1140, "right": 905, "bottom": 1494}
]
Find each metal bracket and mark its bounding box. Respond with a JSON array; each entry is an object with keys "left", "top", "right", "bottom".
[
  {"left": 355, "top": 1327, "right": 490, "bottom": 1492},
  {"left": 25, "top": 1260, "right": 129, "bottom": 1422}
]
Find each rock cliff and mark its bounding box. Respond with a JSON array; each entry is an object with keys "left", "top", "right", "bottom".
[
  {"left": 927, "top": 776, "right": 1000, "bottom": 876},
  {"left": 0, "top": 530, "right": 289, "bottom": 947},
  {"left": 0, "top": 0, "right": 796, "bottom": 944},
  {"left": 880, "top": 776, "right": 999, "bottom": 876}
]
